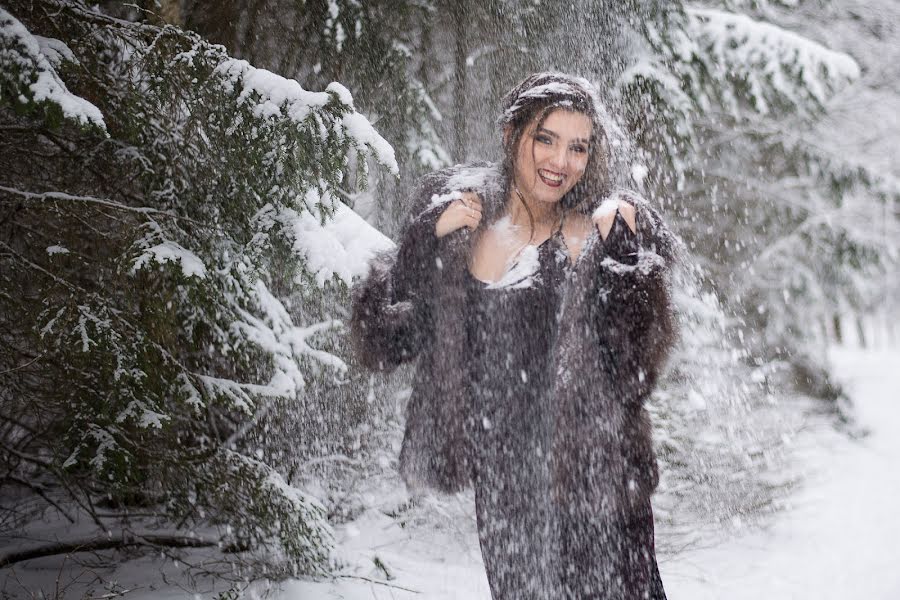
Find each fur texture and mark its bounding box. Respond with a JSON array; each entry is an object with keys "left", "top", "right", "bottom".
[{"left": 350, "top": 165, "right": 678, "bottom": 507}]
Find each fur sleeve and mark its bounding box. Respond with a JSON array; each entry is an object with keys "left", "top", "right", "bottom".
[
  {"left": 350, "top": 251, "right": 428, "bottom": 372},
  {"left": 590, "top": 191, "right": 679, "bottom": 404},
  {"left": 349, "top": 172, "right": 452, "bottom": 372}
]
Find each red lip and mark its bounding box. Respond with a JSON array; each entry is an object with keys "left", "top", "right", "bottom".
[{"left": 538, "top": 169, "right": 564, "bottom": 188}]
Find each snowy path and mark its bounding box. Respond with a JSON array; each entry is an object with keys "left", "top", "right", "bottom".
[
  {"left": 278, "top": 347, "right": 900, "bottom": 600},
  {"left": 663, "top": 347, "right": 900, "bottom": 599}
]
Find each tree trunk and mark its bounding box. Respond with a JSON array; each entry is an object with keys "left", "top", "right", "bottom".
[
  {"left": 451, "top": 0, "right": 468, "bottom": 163},
  {"left": 158, "top": 0, "right": 182, "bottom": 25},
  {"left": 183, "top": 0, "right": 244, "bottom": 55},
  {"left": 855, "top": 315, "right": 868, "bottom": 349},
  {"left": 832, "top": 314, "right": 843, "bottom": 345}
]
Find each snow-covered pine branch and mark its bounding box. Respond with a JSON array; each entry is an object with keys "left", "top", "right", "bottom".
[
  {"left": 683, "top": 6, "right": 859, "bottom": 114},
  {"left": 621, "top": 1, "right": 895, "bottom": 354},
  {"left": 623, "top": 4, "right": 859, "bottom": 154},
  {"left": 0, "top": 7, "right": 105, "bottom": 129},
  {"left": 213, "top": 58, "right": 397, "bottom": 176}
]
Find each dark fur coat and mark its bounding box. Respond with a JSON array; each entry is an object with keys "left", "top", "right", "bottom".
[{"left": 350, "top": 163, "right": 678, "bottom": 519}]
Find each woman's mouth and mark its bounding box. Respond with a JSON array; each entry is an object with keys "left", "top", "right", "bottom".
[{"left": 538, "top": 169, "right": 564, "bottom": 188}]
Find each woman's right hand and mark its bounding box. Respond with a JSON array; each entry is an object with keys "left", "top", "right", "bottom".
[{"left": 435, "top": 192, "right": 483, "bottom": 238}]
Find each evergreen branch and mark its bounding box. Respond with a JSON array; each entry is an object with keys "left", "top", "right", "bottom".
[
  {"left": 33, "top": 131, "right": 168, "bottom": 219},
  {"left": 0, "top": 243, "right": 214, "bottom": 395}
]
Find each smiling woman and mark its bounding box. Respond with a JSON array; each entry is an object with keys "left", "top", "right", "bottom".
[
  {"left": 352, "top": 72, "right": 679, "bottom": 599},
  {"left": 515, "top": 110, "right": 592, "bottom": 202}
]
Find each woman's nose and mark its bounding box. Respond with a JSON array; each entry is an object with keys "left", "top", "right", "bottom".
[{"left": 549, "top": 144, "right": 567, "bottom": 169}]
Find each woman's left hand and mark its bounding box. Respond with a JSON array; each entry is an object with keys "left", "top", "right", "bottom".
[{"left": 592, "top": 199, "right": 637, "bottom": 240}]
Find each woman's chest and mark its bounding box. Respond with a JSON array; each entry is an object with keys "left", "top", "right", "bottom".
[{"left": 468, "top": 216, "right": 594, "bottom": 283}]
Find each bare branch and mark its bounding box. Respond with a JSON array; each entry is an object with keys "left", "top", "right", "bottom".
[
  {"left": 3, "top": 476, "right": 76, "bottom": 524},
  {"left": 338, "top": 574, "right": 421, "bottom": 594},
  {"left": 0, "top": 531, "right": 219, "bottom": 569},
  {"left": 0, "top": 185, "right": 170, "bottom": 218},
  {"left": 0, "top": 354, "right": 44, "bottom": 376},
  {"left": 0, "top": 443, "right": 55, "bottom": 470}
]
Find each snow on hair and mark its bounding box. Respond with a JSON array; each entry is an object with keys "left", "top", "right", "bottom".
[{"left": 498, "top": 73, "right": 600, "bottom": 126}]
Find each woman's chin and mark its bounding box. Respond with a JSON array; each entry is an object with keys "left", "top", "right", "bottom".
[{"left": 534, "top": 191, "right": 566, "bottom": 206}]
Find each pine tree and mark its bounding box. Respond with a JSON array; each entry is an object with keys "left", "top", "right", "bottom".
[{"left": 0, "top": 0, "right": 394, "bottom": 578}]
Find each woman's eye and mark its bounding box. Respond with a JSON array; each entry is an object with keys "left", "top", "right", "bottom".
[
  {"left": 535, "top": 134, "right": 552, "bottom": 145},
  {"left": 571, "top": 145, "right": 587, "bottom": 154}
]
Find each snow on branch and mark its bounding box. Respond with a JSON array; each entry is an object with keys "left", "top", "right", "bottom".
[
  {"left": 784, "top": 136, "right": 900, "bottom": 203},
  {"left": 280, "top": 189, "right": 395, "bottom": 287},
  {"left": 684, "top": 6, "right": 860, "bottom": 114},
  {"left": 198, "top": 375, "right": 263, "bottom": 415},
  {"left": 33, "top": 34, "right": 77, "bottom": 67},
  {"left": 86, "top": 424, "right": 121, "bottom": 472},
  {"left": 633, "top": 5, "right": 862, "bottom": 138},
  {"left": 232, "top": 280, "right": 348, "bottom": 396},
  {"left": 214, "top": 58, "right": 397, "bottom": 175},
  {"left": 622, "top": 59, "right": 695, "bottom": 120},
  {"left": 131, "top": 240, "right": 207, "bottom": 279},
  {"left": 0, "top": 185, "right": 172, "bottom": 216},
  {"left": 116, "top": 399, "right": 170, "bottom": 429},
  {"left": 188, "top": 277, "right": 351, "bottom": 414},
  {"left": 219, "top": 448, "right": 334, "bottom": 571},
  {"left": 0, "top": 7, "right": 105, "bottom": 129}
]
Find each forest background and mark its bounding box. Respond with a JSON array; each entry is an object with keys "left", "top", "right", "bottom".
[{"left": 0, "top": 0, "right": 898, "bottom": 597}]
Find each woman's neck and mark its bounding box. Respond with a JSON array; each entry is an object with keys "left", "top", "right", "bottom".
[{"left": 505, "top": 185, "right": 562, "bottom": 235}]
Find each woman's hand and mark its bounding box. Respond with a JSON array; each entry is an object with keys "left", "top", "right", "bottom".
[
  {"left": 435, "top": 192, "right": 483, "bottom": 238},
  {"left": 592, "top": 199, "right": 636, "bottom": 240}
]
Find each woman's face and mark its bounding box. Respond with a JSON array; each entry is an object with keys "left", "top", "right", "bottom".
[{"left": 512, "top": 108, "right": 593, "bottom": 206}]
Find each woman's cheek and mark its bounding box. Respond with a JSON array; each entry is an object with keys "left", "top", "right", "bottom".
[
  {"left": 571, "top": 163, "right": 588, "bottom": 187},
  {"left": 531, "top": 145, "right": 552, "bottom": 166}
]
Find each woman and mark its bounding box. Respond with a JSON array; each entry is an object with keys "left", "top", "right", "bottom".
[{"left": 351, "top": 73, "right": 677, "bottom": 600}]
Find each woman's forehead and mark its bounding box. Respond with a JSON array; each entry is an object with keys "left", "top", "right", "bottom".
[{"left": 535, "top": 109, "right": 592, "bottom": 140}]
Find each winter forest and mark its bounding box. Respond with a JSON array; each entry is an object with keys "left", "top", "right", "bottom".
[{"left": 1, "top": 0, "right": 898, "bottom": 598}]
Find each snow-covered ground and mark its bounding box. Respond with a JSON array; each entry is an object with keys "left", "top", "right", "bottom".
[
  {"left": 6, "top": 347, "right": 897, "bottom": 599},
  {"left": 664, "top": 347, "right": 900, "bottom": 599},
  {"left": 275, "top": 346, "right": 900, "bottom": 600}
]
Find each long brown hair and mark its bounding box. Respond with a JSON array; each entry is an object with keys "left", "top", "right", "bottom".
[{"left": 495, "top": 73, "right": 612, "bottom": 229}]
